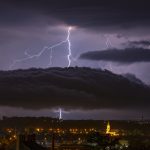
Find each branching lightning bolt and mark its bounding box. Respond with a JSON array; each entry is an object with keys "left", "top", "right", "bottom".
[
  {"left": 9, "top": 27, "right": 73, "bottom": 69},
  {"left": 24, "top": 49, "right": 31, "bottom": 57},
  {"left": 67, "top": 27, "right": 72, "bottom": 67},
  {"left": 105, "top": 34, "right": 113, "bottom": 71},
  {"left": 105, "top": 34, "right": 112, "bottom": 49}
]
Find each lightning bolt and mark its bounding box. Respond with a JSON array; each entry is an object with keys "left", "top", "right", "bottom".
[
  {"left": 105, "top": 34, "right": 112, "bottom": 49},
  {"left": 24, "top": 49, "right": 31, "bottom": 57},
  {"left": 67, "top": 27, "right": 72, "bottom": 67},
  {"left": 59, "top": 108, "right": 62, "bottom": 120},
  {"left": 104, "top": 34, "right": 113, "bottom": 71},
  {"left": 48, "top": 48, "right": 53, "bottom": 67},
  {"left": 53, "top": 108, "right": 70, "bottom": 120},
  {"left": 9, "top": 27, "right": 73, "bottom": 69},
  {"left": 53, "top": 108, "right": 62, "bottom": 120}
]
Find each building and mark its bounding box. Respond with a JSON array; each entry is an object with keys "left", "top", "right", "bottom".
[
  {"left": 8, "top": 134, "right": 48, "bottom": 150},
  {"left": 106, "top": 121, "right": 119, "bottom": 136}
]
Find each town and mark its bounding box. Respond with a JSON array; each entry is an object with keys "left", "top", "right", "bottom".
[{"left": 0, "top": 116, "right": 150, "bottom": 150}]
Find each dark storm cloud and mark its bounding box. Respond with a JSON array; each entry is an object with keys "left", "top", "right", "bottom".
[
  {"left": 127, "top": 40, "right": 150, "bottom": 48},
  {"left": 80, "top": 48, "right": 150, "bottom": 64},
  {"left": 0, "top": 0, "right": 150, "bottom": 30},
  {"left": 0, "top": 67, "right": 150, "bottom": 110}
]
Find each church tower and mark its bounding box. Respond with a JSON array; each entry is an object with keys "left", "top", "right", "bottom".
[{"left": 106, "top": 121, "right": 110, "bottom": 134}]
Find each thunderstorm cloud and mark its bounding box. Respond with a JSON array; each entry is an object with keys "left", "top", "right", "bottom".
[
  {"left": 1, "top": 0, "right": 150, "bottom": 32},
  {"left": 79, "top": 48, "right": 150, "bottom": 64},
  {"left": 126, "top": 40, "right": 150, "bottom": 48},
  {"left": 0, "top": 67, "right": 149, "bottom": 110},
  {"left": 1, "top": 0, "right": 150, "bottom": 118}
]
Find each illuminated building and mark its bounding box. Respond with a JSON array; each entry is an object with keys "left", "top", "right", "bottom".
[
  {"left": 106, "top": 121, "right": 119, "bottom": 136},
  {"left": 106, "top": 121, "right": 111, "bottom": 134}
]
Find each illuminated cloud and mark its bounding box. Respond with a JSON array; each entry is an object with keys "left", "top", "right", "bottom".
[
  {"left": 80, "top": 48, "right": 150, "bottom": 64},
  {"left": 126, "top": 40, "right": 150, "bottom": 48}
]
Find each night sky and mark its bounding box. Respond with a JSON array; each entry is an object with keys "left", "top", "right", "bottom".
[{"left": 0, "top": 0, "right": 150, "bottom": 119}]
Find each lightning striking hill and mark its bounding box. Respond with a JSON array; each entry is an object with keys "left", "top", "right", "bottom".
[{"left": 0, "top": 67, "right": 149, "bottom": 110}]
